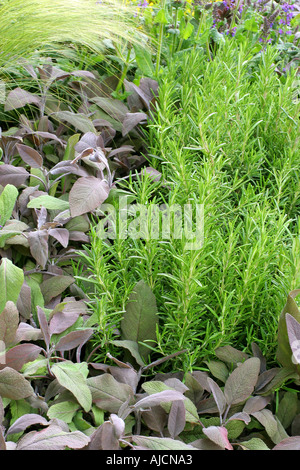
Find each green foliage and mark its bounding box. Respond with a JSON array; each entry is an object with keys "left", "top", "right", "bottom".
[
  {"left": 121, "top": 280, "right": 159, "bottom": 361},
  {"left": 0, "top": 260, "right": 24, "bottom": 313},
  {"left": 0, "top": 0, "right": 300, "bottom": 452},
  {"left": 0, "top": 0, "right": 140, "bottom": 71},
  {"left": 0, "top": 300, "right": 300, "bottom": 450},
  {"left": 86, "top": 37, "right": 300, "bottom": 370}
]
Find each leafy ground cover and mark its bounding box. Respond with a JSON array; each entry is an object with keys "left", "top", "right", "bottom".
[{"left": 0, "top": 0, "right": 299, "bottom": 451}]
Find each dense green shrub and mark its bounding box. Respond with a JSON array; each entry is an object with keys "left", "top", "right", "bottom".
[{"left": 83, "top": 37, "right": 300, "bottom": 370}]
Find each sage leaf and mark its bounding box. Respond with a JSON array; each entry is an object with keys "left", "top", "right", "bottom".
[
  {"left": 51, "top": 361, "right": 92, "bottom": 412},
  {"left": 0, "top": 258, "right": 24, "bottom": 313},
  {"left": 121, "top": 280, "right": 158, "bottom": 360},
  {"left": 224, "top": 357, "right": 260, "bottom": 406}
]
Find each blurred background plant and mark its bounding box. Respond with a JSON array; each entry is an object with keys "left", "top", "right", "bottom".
[{"left": 129, "top": 0, "right": 300, "bottom": 76}]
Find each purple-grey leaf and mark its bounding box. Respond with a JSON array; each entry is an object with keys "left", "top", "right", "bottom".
[
  {"left": 163, "top": 378, "right": 189, "bottom": 394},
  {"left": 252, "top": 409, "right": 288, "bottom": 444},
  {"left": 15, "top": 424, "right": 90, "bottom": 450},
  {"left": 286, "top": 313, "right": 300, "bottom": 365},
  {"left": 20, "top": 60, "right": 38, "bottom": 80},
  {"left": 55, "top": 328, "right": 93, "bottom": 352},
  {"left": 0, "top": 398, "right": 3, "bottom": 428},
  {"left": 6, "top": 414, "right": 49, "bottom": 435},
  {"left": 27, "top": 230, "right": 49, "bottom": 269},
  {"left": 69, "top": 176, "right": 110, "bottom": 217},
  {"left": 197, "top": 396, "right": 220, "bottom": 415},
  {"left": 5, "top": 87, "right": 41, "bottom": 111},
  {"left": 0, "top": 164, "right": 29, "bottom": 187},
  {"left": 107, "top": 366, "right": 139, "bottom": 392},
  {"left": 142, "top": 167, "right": 162, "bottom": 182},
  {"left": 226, "top": 412, "right": 251, "bottom": 425},
  {"left": 14, "top": 323, "right": 42, "bottom": 343},
  {"left": 68, "top": 231, "right": 90, "bottom": 243},
  {"left": 122, "top": 112, "right": 148, "bottom": 136},
  {"left": 49, "top": 160, "right": 90, "bottom": 177},
  {"left": 141, "top": 406, "right": 168, "bottom": 433},
  {"left": 25, "top": 130, "right": 64, "bottom": 146},
  {"left": 203, "top": 426, "right": 233, "bottom": 450},
  {"left": 36, "top": 206, "right": 48, "bottom": 230},
  {"left": 71, "top": 70, "right": 95, "bottom": 79},
  {"left": 224, "top": 358, "right": 260, "bottom": 406},
  {"left": 168, "top": 400, "right": 186, "bottom": 439},
  {"left": 184, "top": 373, "right": 205, "bottom": 405},
  {"left": 0, "top": 429, "right": 5, "bottom": 451},
  {"left": 0, "top": 367, "right": 34, "bottom": 399},
  {"left": 48, "top": 228, "right": 69, "bottom": 248},
  {"left": 40, "top": 275, "right": 74, "bottom": 305},
  {"left": 109, "top": 414, "right": 125, "bottom": 440},
  {"left": 251, "top": 342, "right": 267, "bottom": 373},
  {"left": 273, "top": 437, "right": 300, "bottom": 450},
  {"left": 255, "top": 368, "right": 281, "bottom": 392},
  {"left": 0, "top": 343, "right": 42, "bottom": 371},
  {"left": 0, "top": 301, "right": 19, "bottom": 347},
  {"left": 37, "top": 306, "right": 51, "bottom": 350},
  {"left": 215, "top": 345, "right": 249, "bottom": 365},
  {"left": 75, "top": 132, "right": 99, "bottom": 152},
  {"left": 16, "top": 144, "right": 43, "bottom": 168},
  {"left": 191, "top": 371, "right": 212, "bottom": 392},
  {"left": 243, "top": 396, "right": 271, "bottom": 414},
  {"left": 49, "top": 311, "right": 79, "bottom": 335},
  {"left": 108, "top": 145, "right": 134, "bottom": 158},
  {"left": 87, "top": 373, "right": 134, "bottom": 414},
  {"left": 190, "top": 438, "right": 224, "bottom": 450},
  {"left": 134, "top": 390, "right": 185, "bottom": 410},
  {"left": 91, "top": 97, "right": 129, "bottom": 122},
  {"left": 87, "top": 421, "right": 119, "bottom": 450},
  {"left": 121, "top": 280, "right": 158, "bottom": 361},
  {"left": 207, "top": 377, "right": 226, "bottom": 416}
]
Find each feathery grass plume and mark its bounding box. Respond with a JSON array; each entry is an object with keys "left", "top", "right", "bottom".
[{"left": 0, "top": 0, "right": 141, "bottom": 70}]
